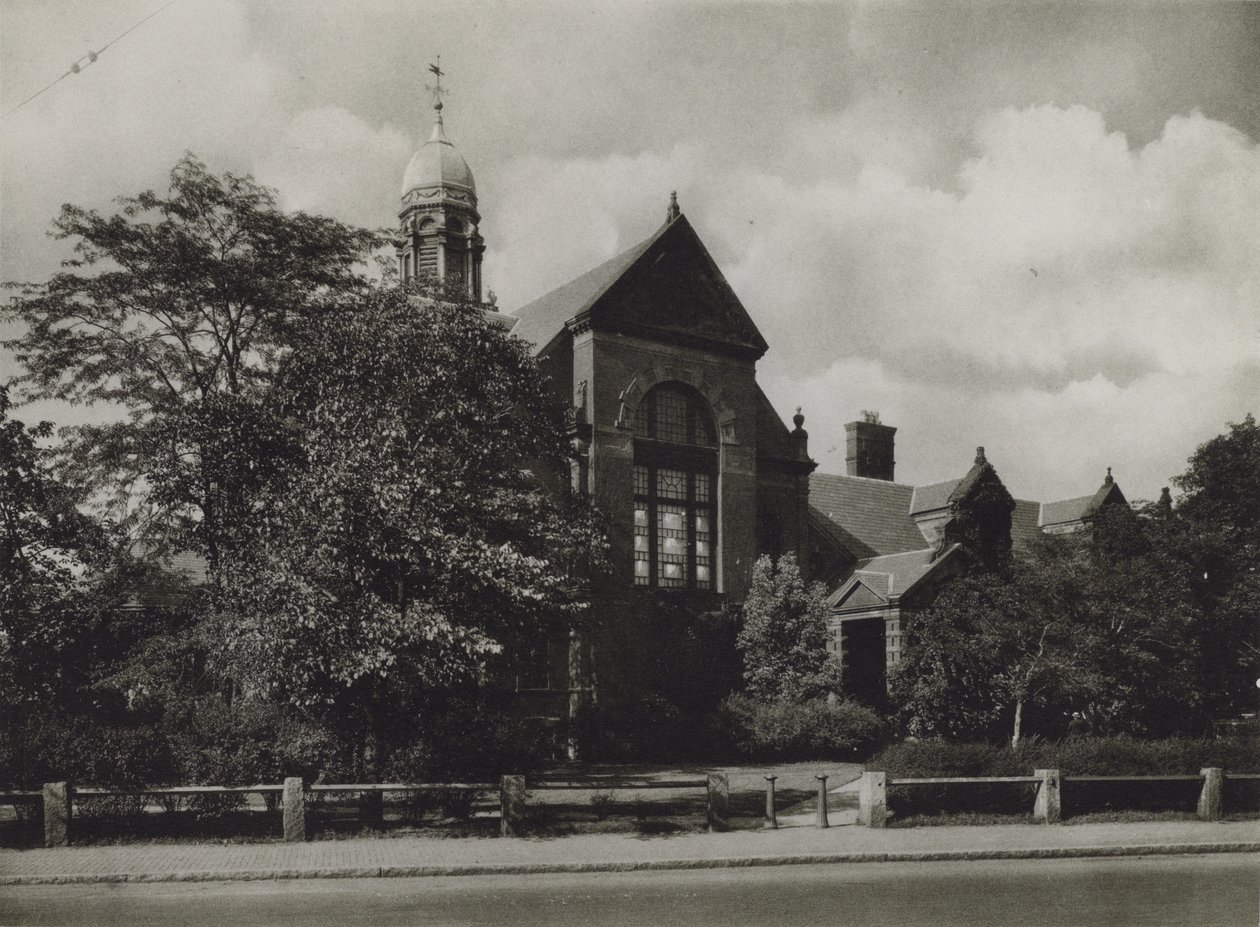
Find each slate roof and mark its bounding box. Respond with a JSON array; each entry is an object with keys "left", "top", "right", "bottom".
[
  {"left": 909, "top": 478, "right": 961, "bottom": 515},
  {"left": 829, "top": 545, "right": 959, "bottom": 609},
  {"left": 1039, "top": 494, "right": 1096, "bottom": 527},
  {"left": 808, "top": 472, "right": 926, "bottom": 556},
  {"left": 508, "top": 223, "right": 667, "bottom": 353}
]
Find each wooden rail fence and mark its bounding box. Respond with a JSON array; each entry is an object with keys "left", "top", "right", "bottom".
[
  {"left": 857, "top": 768, "right": 1258, "bottom": 827},
  {"left": 5, "top": 774, "right": 731, "bottom": 847}
]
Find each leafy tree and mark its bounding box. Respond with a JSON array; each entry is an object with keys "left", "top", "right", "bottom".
[
  {"left": 2, "top": 156, "right": 381, "bottom": 569},
  {"left": 0, "top": 385, "right": 124, "bottom": 705},
  {"left": 894, "top": 509, "right": 1204, "bottom": 744},
  {"left": 206, "top": 284, "right": 606, "bottom": 777},
  {"left": 736, "top": 554, "right": 840, "bottom": 702},
  {"left": 1158, "top": 413, "right": 1260, "bottom": 717}
]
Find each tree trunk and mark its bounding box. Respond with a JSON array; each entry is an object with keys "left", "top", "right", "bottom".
[{"left": 1011, "top": 698, "right": 1023, "bottom": 748}]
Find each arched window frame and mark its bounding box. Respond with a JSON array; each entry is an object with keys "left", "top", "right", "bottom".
[{"left": 632, "top": 383, "right": 718, "bottom": 591}]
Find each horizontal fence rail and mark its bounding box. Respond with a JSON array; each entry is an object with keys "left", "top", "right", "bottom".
[
  {"left": 532, "top": 779, "right": 708, "bottom": 790},
  {"left": 8, "top": 773, "right": 732, "bottom": 846},
  {"left": 858, "top": 767, "right": 1251, "bottom": 828}
]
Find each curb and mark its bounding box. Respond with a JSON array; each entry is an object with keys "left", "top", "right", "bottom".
[{"left": 3, "top": 842, "right": 1258, "bottom": 886}]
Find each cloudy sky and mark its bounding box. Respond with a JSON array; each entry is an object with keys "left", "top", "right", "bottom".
[{"left": 2, "top": 1, "right": 1257, "bottom": 501}]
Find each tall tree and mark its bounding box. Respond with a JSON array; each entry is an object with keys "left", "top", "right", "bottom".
[
  {"left": 207, "top": 284, "right": 606, "bottom": 776},
  {"left": 736, "top": 554, "right": 841, "bottom": 702},
  {"left": 2, "top": 156, "right": 381, "bottom": 568}
]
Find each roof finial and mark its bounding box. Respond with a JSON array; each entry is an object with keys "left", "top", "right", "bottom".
[
  {"left": 666, "top": 190, "right": 680, "bottom": 223},
  {"left": 975, "top": 446, "right": 986, "bottom": 465},
  {"left": 1104, "top": 466, "right": 1113, "bottom": 485},
  {"left": 793, "top": 406, "right": 805, "bottom": 430},
  {"left": 426, "top": 58, "right": 447, "bottom": 126}
]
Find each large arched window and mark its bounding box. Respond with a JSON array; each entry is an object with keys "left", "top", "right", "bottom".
[{"left": 632, "top": 383, "right": 717, "bottom": 590}]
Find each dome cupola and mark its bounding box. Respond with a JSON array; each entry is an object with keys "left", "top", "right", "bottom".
[{"left": 396, "top": 61, "right": 484, "bottom": 301}]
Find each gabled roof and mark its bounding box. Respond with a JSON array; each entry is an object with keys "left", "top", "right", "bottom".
[
  {"left": 834, "top": 578, "right": 888, "bottom": 609},
  {"left": 1040, "top": 494, "right": 1097, "bottom": 528},
  {"left": 909, "top": 478, "right": 961, "bottom": 515},
  {"left": 808, "top": 472, "right": 925, "bottom": 556},
  {"left": 1040, "top": 474, "right": 1128, "bottom": 528},
  {"left": 828, "top": 545, "right": 960, "bottom": 610},
  {"left": 510, "top": 226, "right": 664, "bottom": 353},
  {"left": 508, "top": 214, "right": 768, "bottom": 359}
]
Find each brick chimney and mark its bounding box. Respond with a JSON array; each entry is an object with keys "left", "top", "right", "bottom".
[{"left": 845, "top": 412, "right": 896, "bottom": 481}]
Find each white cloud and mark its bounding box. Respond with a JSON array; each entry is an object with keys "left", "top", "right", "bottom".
[{"left": 253, "top": 106, "right": 410, "bottom": 228}]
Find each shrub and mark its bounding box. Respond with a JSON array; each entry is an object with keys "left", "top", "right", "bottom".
[
  {"left": 868, "top": 736, "right": 1260, "bottom": 820},
  {"left": 0, "top": 709, "right": 171, "bottom": 789},
  {"left": 868, "top": 736, "right": 1260, "bottom": 778},
  {"left": 720, "top": 694, "right": 885, "bottom": 761}
]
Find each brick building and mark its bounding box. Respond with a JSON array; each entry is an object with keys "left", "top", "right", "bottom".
[{"left": 391, "top": 92, "right": 1133, "bottom": 726}]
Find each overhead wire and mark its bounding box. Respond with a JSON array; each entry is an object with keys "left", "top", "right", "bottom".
[{"left": 1, "top": 0, "right": 184, "bottom": 120}]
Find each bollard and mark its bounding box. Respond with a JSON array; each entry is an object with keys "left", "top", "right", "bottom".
[
  {"left": 707, "top": 772, "right": 730, "bottom": 832},
  {"left": 814, "top": 774, "right": 829, "bottom": 828},
  {"left": 282, "top": 777, "right": 305, "bottom": 842},
  {"left": 1197, "top": 768, "right": 1222, "bottom": 821},
  {"left": 500, "top": 775, "right": 527, "bottom": 837},
  {"left": 1033, "top": 769, "right": 1061, "bottom": 824},
  {"left": 42, "top": 781, "right": 71, "bottom": 848},
  {"left": 764, "top": 775, "right": 778, "bottom": 829},
  {"left": 858, "top": 771, "right": 886, "bottom": 828}
]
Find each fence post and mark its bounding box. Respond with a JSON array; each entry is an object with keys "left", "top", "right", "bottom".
[
  {"left": 42, "top": 781, "right": 71, "bottom": 848},
  {"left": 763, "top": 775, "right": 778, "bottom": 829},
  {"left": 282, "top": 777, "right": 305, "bottom": 842},
  {"left": 858, "top": 771, "right": 886, "bottom": 828},
  {"left": 814, "top": 775, "right": 830, "bottom": 828},
  {"left": 500, "top": 775, "right": 527, "bottom": 837},
  {"left": 707, "top": 772, "right": 729, "bottom": 832},
  {"left": 1033, "top": 769, "right": 1061, "bottom": 824},
  {"left": 1197, "top": 768, "right": 1222, "bottom": 821}
]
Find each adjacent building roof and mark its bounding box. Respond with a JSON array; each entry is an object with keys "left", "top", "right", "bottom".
[
  {"left": 808, "top": 472, "right": 926, "bottom": 557},
  {"left": 908, "top": 478, "right": 961, "bottom": 515},
  {"left": 829, "top": 544, "right": 961, "bottom": 610}
]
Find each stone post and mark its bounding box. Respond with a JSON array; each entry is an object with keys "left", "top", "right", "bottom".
[
  {"left": 1197, "top": 768, "right": 1222, "bottom": 821},
  {"left": 815, "top": 775, "right": 830, "bottom": 828},
  {"left": 500, "top": 775, "right": 526, "bottom": 837},
  {"left": 763, "top": 775, "right": 778, "bottom": 829},
  {"left": 858, "top": 771, "right": 886, "bottom": 828},
  {"left": 706, "top": 773, "right": 729, "bottom": 832},
  {"left": 1033, "top": 769, "right": 1061, "bottom": 824},
  {"left": 42, "top": 781, "right": 71, "bottom": 848},
  {"left": 282, "top": 777, "right": 305, "bottom": 843}
]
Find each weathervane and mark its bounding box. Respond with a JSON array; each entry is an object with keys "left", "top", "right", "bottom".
[{"left": 425, "top": 57, "right": 448, "bottom": 120}]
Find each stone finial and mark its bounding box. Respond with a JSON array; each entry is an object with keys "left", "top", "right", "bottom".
[
  {"left": 975, "top": 446, "right": 986, "bottom": 465},
  {"left": 792, "top": 406, "right": 805, "bottom": 431},
  {"left": 487, "top": 288, "right": 498, "bottom": 307},
  {"left": 1158, "top": 487, "right": 1173, "bottom": 512},
  {"left": 1104, "top": 466, "right": 1114, "bottom": 485},
  {"left": 667, "top": 190, "right": 680, "bottom": 223}
]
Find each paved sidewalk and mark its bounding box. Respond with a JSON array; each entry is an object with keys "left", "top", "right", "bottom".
[{"left": 2, "top": 819, "right": 1257, "bottom": 885}]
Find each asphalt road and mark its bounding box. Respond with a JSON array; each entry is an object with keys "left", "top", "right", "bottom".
[{"left": 2, "top": 854, "right": 1257, "bottom": 927}]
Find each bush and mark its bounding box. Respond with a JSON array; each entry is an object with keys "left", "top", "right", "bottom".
[
  {"left": 0, "top": 709, "right": 171, "bottom": 789},
  {"left": 720, "top": 694, "right": 885, "bottom": 761},
  {"left": 868, "top": 736, "right": 1260, "bottom": 820},
  {"left": 869, "top": 736, "right": 1260, "bottom": 778}
]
